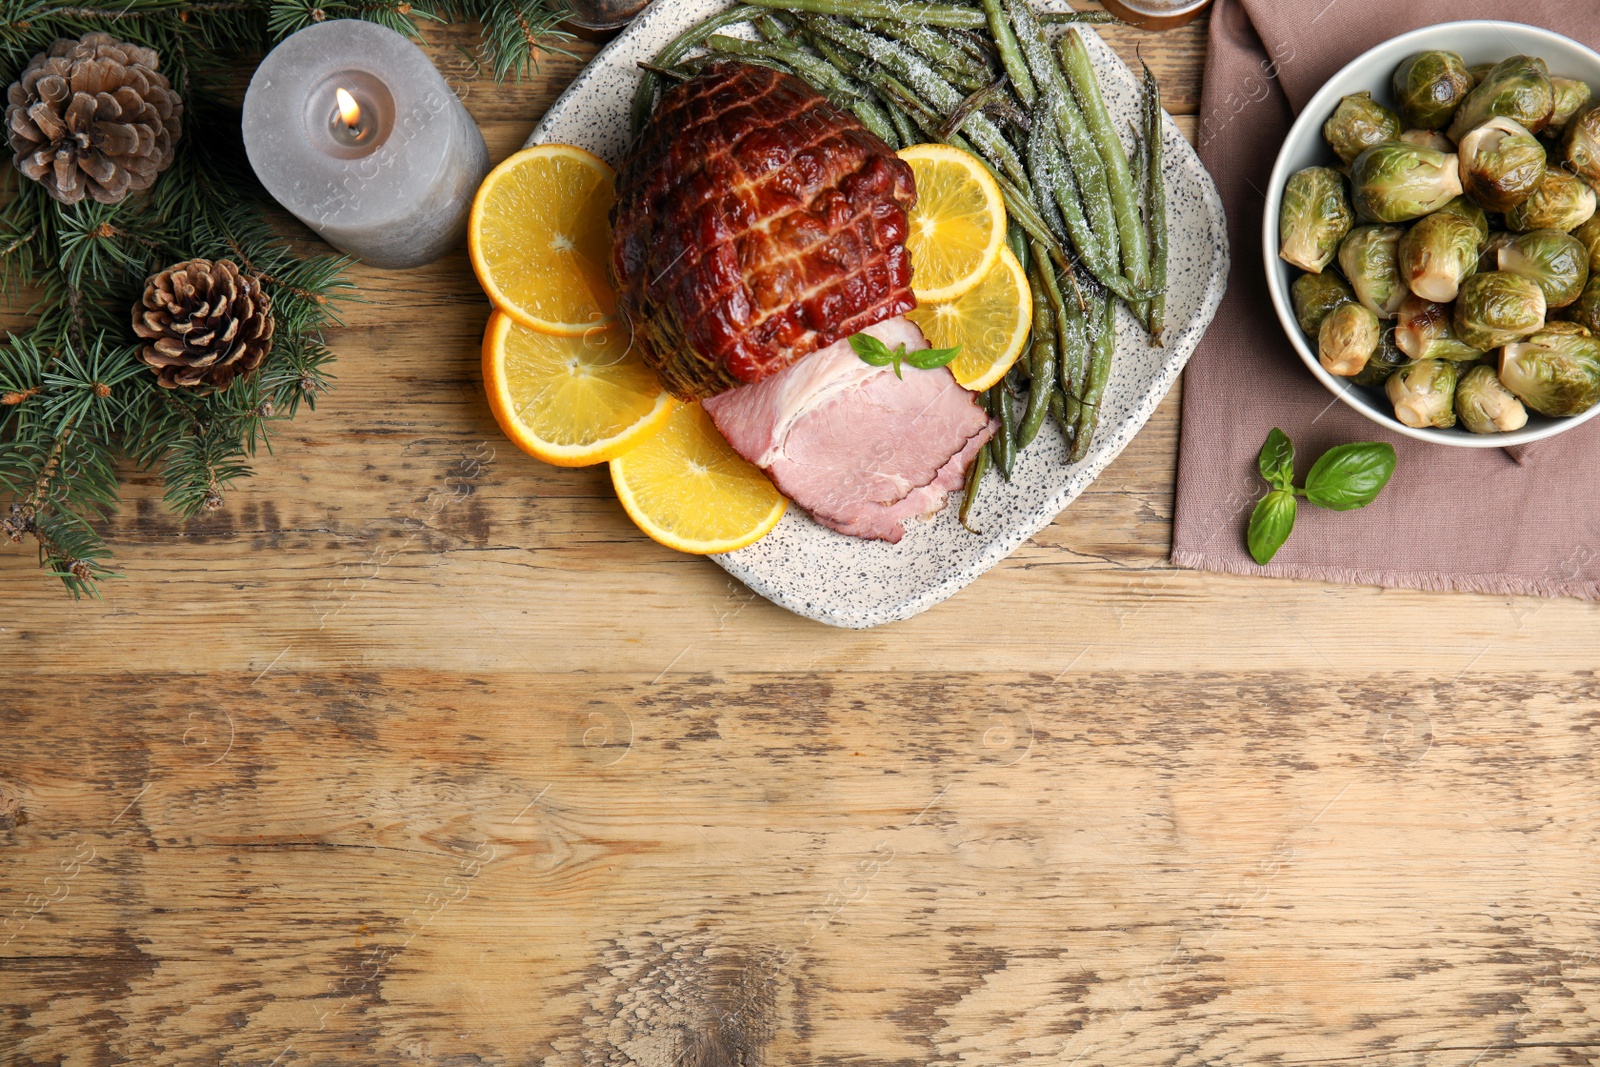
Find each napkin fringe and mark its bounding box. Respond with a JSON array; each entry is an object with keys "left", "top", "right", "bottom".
[{"left": 1171, "top": 549, "right": 1600, "bottom": 600}]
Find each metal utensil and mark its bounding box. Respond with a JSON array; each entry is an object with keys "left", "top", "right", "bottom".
[
  {"left": 559, "top": 0, "right": 654, "bottom": 32},
  {"left": 1100, "top": 0, "right": 1213, "bottom": 31}
]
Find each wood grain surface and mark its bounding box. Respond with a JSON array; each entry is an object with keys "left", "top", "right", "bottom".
[{"left": 4, "top": 9, "right": 1600, "bottom": 1067}]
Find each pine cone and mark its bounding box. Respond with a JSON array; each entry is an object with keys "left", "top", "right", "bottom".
[
  {"left": 5, "top": 32, "right": 183, "bottom": 205},
  {"left": 133, "top": 259, "right": 275, "bottom": 391}
]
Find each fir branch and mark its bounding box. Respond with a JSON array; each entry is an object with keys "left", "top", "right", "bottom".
[
  {"left": 161, "top": 414, "right": 254, "bottom": 517},
  {"left": 264, "top": 0, "right": 577, "bottom": 81},
  {"left": 468, "top": 0, "right": 578, "bottom": 81},
  {"left": 0, "top": 0, "right": 572, "bottom": 595},
  {"left": 29, "top": 509, "right": 116, "bottom": 595}
]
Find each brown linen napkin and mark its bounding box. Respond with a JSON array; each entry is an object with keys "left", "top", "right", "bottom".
[{"left": 1171, "top": 0, "right": 1600, "bottom": 598}]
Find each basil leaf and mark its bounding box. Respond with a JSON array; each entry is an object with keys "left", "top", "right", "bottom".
[
  {"left": 905, "top": 344, "right": 962, "bottom": 370},
  {"left": 1257, "top": 427, "right": 1295, "bottom": 491},
  {"left": 849, "top": 333, "right": 895, "bottom": 366},
  {"left": 1304, "top": 442, "right": 1397, "bottom": 511},
  {"left": 1247, "top": 491, "right": 1297, "bottom": 565}
]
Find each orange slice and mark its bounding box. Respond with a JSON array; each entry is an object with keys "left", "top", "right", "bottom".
[
  {"left": 469, "top": 144, "right": 616, "bottom": 336},
  {"left": 482, "top": 310, "right": 672, "bottom": 467},
  {"left": 898, "top": 143, "right": 1008, "bottom": 304},
  {"left": 610, "top": 403, "right": 787, "bottom": 554},
  {"left": 906, "top": 245, "right": 1033, "bottom": 392}
]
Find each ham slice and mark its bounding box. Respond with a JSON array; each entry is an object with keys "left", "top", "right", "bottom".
[{"left": 703, "top": 317, "right": 997, "bottom": 543}]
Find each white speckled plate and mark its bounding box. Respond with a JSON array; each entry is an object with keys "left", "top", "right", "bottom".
[{"left": 528, "top": 2, "right": 1228, "bottom": 629}]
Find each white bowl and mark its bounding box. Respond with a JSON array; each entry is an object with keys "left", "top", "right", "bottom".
[{"left": 1263, "top": 21, "right": 1600, "bottom": 448}]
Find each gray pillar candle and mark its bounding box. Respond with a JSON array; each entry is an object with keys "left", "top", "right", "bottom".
[{"left": 241, "top": 19, "right": 490, "bottom": 270}]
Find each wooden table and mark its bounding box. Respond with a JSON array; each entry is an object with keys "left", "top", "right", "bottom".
[{"left": 5, "top": 11, "right": 1599, "bottom": 1065}]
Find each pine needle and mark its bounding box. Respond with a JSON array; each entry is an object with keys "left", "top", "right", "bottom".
[{"left": 0, "top": 0, "right": 567, "bottom": 595}]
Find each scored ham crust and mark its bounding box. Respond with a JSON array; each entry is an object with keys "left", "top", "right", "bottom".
[{"left": 611, "top": 62, "right": 917, "bottom": 401}]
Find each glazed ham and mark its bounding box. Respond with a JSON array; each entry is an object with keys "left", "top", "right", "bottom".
[
  {"left": 703, "top": 318, "right": 997, "bottom": 543},
  {"left": 618, "top": 62, "right": 991, "bottom": 542},
  {"left": 611, "top": 63, "right": 917, "bottom": 400}
]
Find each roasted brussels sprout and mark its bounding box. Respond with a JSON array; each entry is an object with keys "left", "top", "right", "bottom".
[
  {"left": 1323, "top": 92, "right": 1404, "bottom": 165},
  {"left": 1318, "top": 301, "right": 1381, "bottom": 376},
  {"left": 1565, "top": 275, "right": 1600, "bottom": 334},
  {"left": 1541, "top": 320, "right": 1592, "bottom": 337},
  {"left": 1292, "top": 271, "right": 1356, "bottom": 335},
  {"left": 1457, "top": 116, "right": 1547, "bottom": 211},
  {"left": 1338, "top": 225, "right": 1408, "bottom": 319},
  {"left": 1395, "top": 293, "right": 1485, "bottom": 361},
  {"left": 1467, "top": 61, "right": 1496, "bottom": 87},
  {"left": 1479, "top": 230, "right": 1520, "bottom": 273},
  {"left": 1350, "top": 141, "right": 1463, "bottom": 223},
  {"left": 1398, "top": 209, "right": 1482, "bottom": 302},
  {"left": 1562, "top": 106, "right": 1600, "bottom": 185},
  {"left": 1497, "top": 229, "right": 1590, "bottom": 308},
  {"left": 1386, "top": 358, "right": 1460, "bottom": 428},
  {"left": 1448, "top": 55, "right": 1556, "bottom": 141},
  {"left": 1400, "top": 128, "right": 1455, "bottom": 152},
  {"left": 1436, "top": 194, "right": 1490, "bottom": 241},
  {"left": 1499, "top": 328, "right": 1600, "bottom": 416},
  {"left": 1393, "top": 51, "right": 1475, "bottom": 130},
  {"left": 1570, "top": 214, "right": 1600, "bottom": 271},
  {"left": 1455, "top": 364, "right": 1530, "bottom": 433},
  {"left": 1505, "top": 167, "right": 1597, "bottom": 233},
  {"left": 1546, "top": 77, "right": 1593, "bottom": 137},
  {"left": 1454, "top": 270, "right": 1548, "bottom": 349},
  {"left": 1280, "top": 167, "right": 1354, "bottom": 273},
  {"left": 1350, "top": 327, "right": 1412, "bottom": 388}
]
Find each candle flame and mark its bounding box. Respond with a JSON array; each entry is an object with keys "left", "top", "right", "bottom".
[{"left": 335, "top": 87, "right": 361, "bottom": 127}]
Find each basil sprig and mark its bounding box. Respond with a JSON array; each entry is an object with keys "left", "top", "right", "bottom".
[
  {"left": 848, "top": 332, "right": 962, "bottom": 379},
  {"left": 1247, "top": 428, "right": 1397, "bottom": 565}
]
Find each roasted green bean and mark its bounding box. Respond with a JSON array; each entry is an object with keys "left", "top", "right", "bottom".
[
  {"left": 991, "top": 382, "right": 1017, "bottom": 478},
  {"left": 1048, "top": 386, "right": 1073, "bottom": 448},
  {"left": 1040, "top": 10, "right": 1120, "bottom": 24},
  {"left": 959, "top": 432, "right": 991, "bottom": 532},
  {"left": 707, "top": 35, "right": 864, "bottom": 100},
  {"left": 1142, "top": 58, "right": 1169, "bottom": 347},
  {"left": 807, "top": 33, "right": 915, "bottom": 145},
  {"left": 633, "top": 5, "right": 761, "bottom": 136},
  {"left": 1007, "top": 221, "right": 1028, "bottom": 275},
  {"left": 1129, "top": 120, "right": 1146, "bottom": 196},
  {"left": 995, "top": 173, "right": 1068, "bottom": 271},
  {"left": 746, "top": 0, "right": 987, "bottom": 27},
  {"left": 753, "top": 11, "right": 796, "bottom": 40},
  {"left": 796, "top": 30, "right": 910, "bottom": 148},
  {"left": 1029, "top": 120, "right": 1153, "bottom": 304},
  {"left": 948, "top": 27, "right": 1000, "bottom": 68},
  {"left": 883, "top": 94, "right": 920, "bottom": 147},
  {"left": 1060, "top": 30, "right": 1150, "bottom": 303},
  {"left": 861, "top": 18, "right": 993, "bottom": 92},
  {"left": 1034, "top": 239, "right": 1091, "bottom": 434},
  {"left": 1027, "top": 105, "right": 1099, "bottom": 263},
  {"left": 802, "top": 15, "right": 1026, "bottom": 186},
  {"left": 637, "top": 61, "right": 694, "bottom": 82},
  {"left": 939, "top": 75, "right": 1011, "bottom": 139},
  {"left": 979, "top": 0, "right": 1036, "bottom": 107},
  {"left": 1071, "top": 292, "right": 1115, "bottom": 463},
  {"left": 978, "top": 90, "right": 1030, "bottom": 133},
  {"left": 1029, "top": 240, "right": 1079, "bottom": 391},
  {"left": 1001, "top": 0, "right": 1119, "bottom": 263},
  {"left": 1059, "top": 301, "right": 1090, "bottom": 435},
  {"left": 1019, "top": 264, "right": 1057, "bottom": 449}
]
